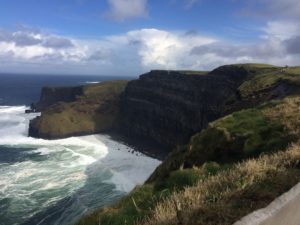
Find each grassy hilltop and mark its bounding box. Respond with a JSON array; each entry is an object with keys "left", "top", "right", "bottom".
[{"left": 75, "top": 64, "right": 300, "bottom": 225}]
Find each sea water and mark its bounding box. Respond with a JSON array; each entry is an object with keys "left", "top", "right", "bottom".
[{"left": 0, "top": 74, "right": 160, "bottom": 225}]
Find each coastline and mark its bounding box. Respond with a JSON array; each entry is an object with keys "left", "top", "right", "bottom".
[
  {"left": 106, "top": 131, "right": 170, "bottom": 161},
  {"left": 26, "top": 126, "right": 168, "bottom": 161},
  {"left": 74, "top": 134, "right": 162, "bottom": 193}
]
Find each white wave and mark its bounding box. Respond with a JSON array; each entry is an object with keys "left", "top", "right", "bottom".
[
  {"left": 0, "top": 105, "right": 27, "bottom": 114},
  {"left": 0, "top": 105, "right": 161, "bottom": 225},
  {"left": 85, "top": 81, "right": 101, "bottom": 84},
  {"left": 80, "top": 135, "right": 161, "bottom": 192}
]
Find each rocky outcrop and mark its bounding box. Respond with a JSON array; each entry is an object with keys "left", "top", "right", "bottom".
[
  {"left": 28, "top": 81, "right": 128, "bottom": 139},
  {"left": 224, "top": 79, "right": 299, "bottom": 114},
  {"left": 32, "top": 86, "right": 84, "bottom": 112},
  {"left": 119, "top": 66, "right": 251, "bottom": 149}
]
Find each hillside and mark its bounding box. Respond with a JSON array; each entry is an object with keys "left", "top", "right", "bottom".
[
  {"left": 29, "top": 80, "right": 128, "bottom": 139},
  {"left": 75, "top": 64, "right": 300, "bottom": 225}
]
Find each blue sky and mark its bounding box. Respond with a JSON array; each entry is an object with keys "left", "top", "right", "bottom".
[
  {"left": 0, "top": 0, "right": 300, "bottom": 75},
  {"left": 0, "top": 0, "right": 261, "bottom": 39}
]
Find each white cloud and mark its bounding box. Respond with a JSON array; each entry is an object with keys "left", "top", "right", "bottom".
[
  {"left": 119, "top": 29, "right": 216, "bottom": 68},
  {"left": 233, "top": 0, "right": 300, "bottom": 66},
  {"left": 262, "top": 20, "right": 300, "bottom": 40},
  {"left": 106, "top": 0, "right": 148, "bottom": 21},
  {"left": 1, "top": 24, "right": 300, "bottom": 76},
  {"left": 0, "top": 30, "right": 81, "bottom": 61}
]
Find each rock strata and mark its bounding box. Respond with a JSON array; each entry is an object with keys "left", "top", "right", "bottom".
[{"left": 119, "top": 66, "right": 251, "bottom": 149}]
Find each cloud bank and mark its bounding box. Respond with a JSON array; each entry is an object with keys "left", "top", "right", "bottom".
[{"left": 0, "top": 20, "right": 300, "bottom": 76}]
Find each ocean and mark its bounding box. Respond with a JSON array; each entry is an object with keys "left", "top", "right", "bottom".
[{"left": 0, "top": 74, "right": 160, "bottom": 225}]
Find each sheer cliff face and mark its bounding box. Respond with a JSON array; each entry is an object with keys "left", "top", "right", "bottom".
[{"left": 119, "top": 66, "right": 250, "bottom": 149}]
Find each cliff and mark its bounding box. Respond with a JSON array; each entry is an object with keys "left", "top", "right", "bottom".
[
  {"left": 29, "top": 64, "right": 300, "bottom": 151},
  {"left": 29, "top": 81, "right": 128, "bottom": 139},
  {"left": 119, "top": 66, "right": 251, "bottom": 149},
  {"left": 33, "top": 86, "right": 84, "bottom": 112}
]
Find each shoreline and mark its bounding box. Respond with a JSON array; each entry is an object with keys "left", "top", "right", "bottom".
[
  {"left": 106, "top": 131, "right": 170, "bottom": 161},
  {"left": 27, "top": 122, "right": 168, "bottom": 161}
]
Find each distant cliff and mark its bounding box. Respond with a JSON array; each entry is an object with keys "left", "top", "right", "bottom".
[
  {"left": 118, "top": 66, "right": 251, "bottom": 149},
  {"left": 33, "top": 86, "right": 83, "bottom": 111},
  {"left": 29, "top": 81, "right": 128, "bottom": 139}
]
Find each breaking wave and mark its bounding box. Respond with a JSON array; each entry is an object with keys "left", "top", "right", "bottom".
[{"left": 0, "top": 106, "right": 160, "bottom": 225}]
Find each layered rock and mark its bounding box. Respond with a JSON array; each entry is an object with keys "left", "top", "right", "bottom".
[{"left": 119, "top": 66, "right": 251, "bottom": 149}]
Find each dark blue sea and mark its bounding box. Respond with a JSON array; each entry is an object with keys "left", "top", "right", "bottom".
[{"left": 0, "top": 73, "right": 160, "bottom": 225}]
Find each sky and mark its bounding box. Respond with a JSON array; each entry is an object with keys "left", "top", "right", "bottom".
[{"left": 0, "top": 0, "right": 300, "bottom": 76}]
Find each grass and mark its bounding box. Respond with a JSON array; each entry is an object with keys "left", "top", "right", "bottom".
[
  {"left": 238, "top": 66, "right": 300, "bottom": 98},
  {"left": 264, "top": 96, "right": 300, "bottom": 136},
  {"left": 238, "top": 63, "right": 278, "bottom": 68},
  {"left": 154, "top": 163, "right": 230, "bottom": 193},
  {"left": 285, "top": 66, "right": 300, "bottom": 75},
  {"left": 189, "top": 108, "right": 285, "bottom": 160},
  {"left": 92, "top": 185, "right": 156, "bottom": 225},
  {"left": 30, "top": 81, "right": 128, "bottom": 138},
  {"left": 76, "top": 164, "right": 230, "bottom": 225},
  {"left": 148, "top": 102, "right": 294, "bottom": 184},
  {"left": 142, "top": 142, "right": 300, "bottom": 225},
  {"left": 82, "top": 80, "right": 127, "bottom": 98},
  {"left": 76, "top": 185, "right": 160, "bottom": 225},
  {"left": 177, "top": 71, "right": 208, "bottom": 75}
]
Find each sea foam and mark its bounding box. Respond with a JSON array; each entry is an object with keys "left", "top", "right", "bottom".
[{"left": 0, "top": 106, "right": 161, "bottom": 225}]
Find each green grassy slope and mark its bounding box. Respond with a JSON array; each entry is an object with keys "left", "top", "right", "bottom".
[{"left": 239, "top": 66, "right": 300, "bottom": 96}]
